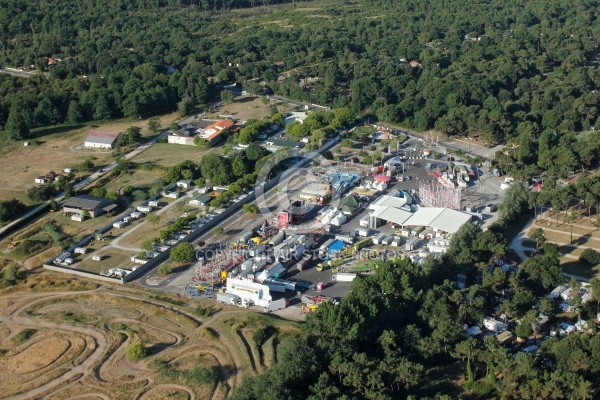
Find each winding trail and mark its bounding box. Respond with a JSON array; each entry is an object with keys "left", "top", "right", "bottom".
[
  {"left": 0, "top": 314, "right": 108, "bottom": 400},
  {"left": 0, "top": 285, "right": 249, "bottom": 400},
  {"left": 137, "top": 384, "right": 195, "bottom": 400}
]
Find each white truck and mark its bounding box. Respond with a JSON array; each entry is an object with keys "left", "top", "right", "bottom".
[
  {"left": 269, "top": 232, "right": 285, "bottom": 246},
  {"left": 249, "top": 244, "right": 266, "bottom": 257},
  {"left": 372, "top": 232, "right": 387, "bottom": 245},
  {"left": 355, "top": 228, "right": 369, "bottom": 237},
  {"left": 263, "top": 298, "right": 288, "bottom": 313},
  {"left": 216, "top": 292, "right": 241, "bottom": 306},
  {"left": 333, "top": 272, "right": 357, "bottom": 282},
  {"left": 319, "top": 239, "right": 335, "bottom": 256}
]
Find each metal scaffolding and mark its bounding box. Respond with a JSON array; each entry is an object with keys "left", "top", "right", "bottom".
[
  {"left": 194, "top": 248, "right": 244, "bottom": 283},
  {"left": 419, "top": 180, "right": 462, "bottom": 210}
]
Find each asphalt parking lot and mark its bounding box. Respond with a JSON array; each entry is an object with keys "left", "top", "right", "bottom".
[{"left": 138, "top": 136, "right": 504, "bottom": 317}]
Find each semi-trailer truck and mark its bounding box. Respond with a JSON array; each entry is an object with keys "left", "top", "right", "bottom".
[{"left": 216, "top": 292, "right": 241, "bottom": 306}]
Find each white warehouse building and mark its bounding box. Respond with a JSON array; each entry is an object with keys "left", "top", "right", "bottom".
[
  {"left": 84, "top": 131, "right": 119, "bottom": 149},
  {"left": 366, "top": 195, "right": 472, "bottom": 237}
]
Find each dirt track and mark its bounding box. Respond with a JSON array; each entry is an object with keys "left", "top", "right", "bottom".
[{"left": 0, "top": 284, "right": 265, "bottom": 400}]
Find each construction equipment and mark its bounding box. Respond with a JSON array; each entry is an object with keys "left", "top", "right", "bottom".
[
  {"left": 317, "top": 258, "right": 344, "bottom": 272},
  {"left": 300, "top": 295, "right": 338, "bottom": 314}
]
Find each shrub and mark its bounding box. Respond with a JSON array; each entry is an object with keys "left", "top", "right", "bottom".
[
  {"left": 194, "top": 305, "right": 212, "bottom": 317},
  {"left": 213, "top": 226, "right": 224, "bottom": 235},
  {"left": 243, "top": 204, "right": 259, "bottom": 214},
  {"left": 27, "top": 185, "right": 55, "bottom": 201},
  {"left": 126, "top": 341, "right": 148, "bottom": 359},
  {"left": 11, "top": 329, "right": 37, "bottom": 343},
  {"left": 170, "top": 242, "right": 195, "bottom": 264},
  {"left": 580, "top": 248, "right": 600, "bottom": 266},
  {"left": 132, "top": 190, "right": 148, "bottom": 201},
  {"left": 157, "top": 264, "right": 172, "bottom": 275},
  {"left": 253, "top": 325, "right": 275, "bottom": 347}
]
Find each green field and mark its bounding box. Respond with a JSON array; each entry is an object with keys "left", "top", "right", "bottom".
[{"left": 76, "top": 248, "right": 135, "bottom": 275}]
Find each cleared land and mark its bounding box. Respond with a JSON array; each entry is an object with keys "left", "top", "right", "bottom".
[
  {"left": 0, "top": 273, "right": 299, "bottom": 400},
  {"left": 527, "top": 210, "right": 600, "bottom": 279},
  {"left": 205, "top": 96, "right": 279, "bottom": 121},
  {"left": 0, "top": 113, "right": 178, "bottom": 205}
]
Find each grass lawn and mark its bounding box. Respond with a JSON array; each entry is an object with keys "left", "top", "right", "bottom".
[
  {"left": 205, "top": 96, "right": 274, "bottom": 121},
  {"left": 46, "top": 209, "right": 124, "bottom": 238},
  {"left": 118, "top": 202, "right": 200, "bottom": 249},
  {"left": 132, "top": 143, "right": 219, "bottom": 167},
  {"left": 102, "top": 170, "right": 164, "bottom": 194},
  {"left": 0, "top": 113, "right": 180, "bottom": 204},
  {"left": 76, "top": 248, "right": 135, "bottom": 274},
  {"left": 561, "top": 259, "right": 600, "bottom": 280}
]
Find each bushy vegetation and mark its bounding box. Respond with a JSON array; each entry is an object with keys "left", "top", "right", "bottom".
[
  {"left": 242, "top": 204, "right": 259, "bottom": 214},
  {"left": 194, "top": 304, "right": 212, "bottom": 317},
  {"left": 580, "top": 248, "right": 600, "bottom": 266},
  {"left": 252, "top": 325, "right": 275, "bottom": 347},
  {"left": 27, "top": 184, "right": 56, "bottom": 202},
  {"left": 11, "top": 329, "right": 37, "bottom": 344},
  {"left": 157, "top": 263, "right": 172, "bottom": 275},
  {"left": 169, "top": 242, "right": 195, "bottom": 264},
  {"left": 0, "top": 263, "right": 25, "bottom": 288},
  {"left": 126, "top": 341, "right": 148, "bottom": 360},
  {"left": 0, "top": 199, "right": 26, "bottom": 223},
  {"left": 152, "top": 359, "right": 218, "bottom": 386},
  {"left": 149, "top": 294, "right": 186, "bottom": 306}
]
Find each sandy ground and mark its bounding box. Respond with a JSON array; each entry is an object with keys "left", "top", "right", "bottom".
[{"left": 0, "top": 279, "right": 294, "bottom": 400}]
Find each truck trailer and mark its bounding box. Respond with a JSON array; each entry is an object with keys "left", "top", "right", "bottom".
[
  {"left": 263, "top": 298, "right": 288, "bottom": 313},
  {"left": 319, "top": 239, "right": 336, "bottom": 256},
  {"left": 333, "top": 272, "right": 357, "bottom": 282},
  {"left": 216, "top": 292, "right": 242, "bottom": 306}
]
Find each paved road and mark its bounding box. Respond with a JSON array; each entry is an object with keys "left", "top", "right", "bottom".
[
  {"left": 0, "top": 67, "right": 42, "bottom": 78},
  {"left": 0, "top": 131, "right": 172, "bottom": 239},
  {"left": 138, "top": 138, "right": 342, "bottom": 291}
]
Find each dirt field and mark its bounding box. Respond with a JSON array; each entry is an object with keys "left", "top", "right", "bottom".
[
  {"left": 528, "top": 210, "right": 600, "bottom": 279},
  {"left": 206, "top": 96, "right": 281, "bottom": 122},
  {"left": 0, "top": 114, "right": 179, "bottom": 205},
  {"left": 0, "top": 274, "right": 298, "bottom": 399},
  {"left": 75, "top": 248, "right": 135, "bottom": 275}
]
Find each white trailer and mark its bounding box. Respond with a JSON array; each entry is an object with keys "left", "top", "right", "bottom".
[
  {"left": 303, "top": 236, "right": 316, "bottom": 250},
  {"left": 263, "top": 298, "right": 288, "bottom": 312},
  {"left": 405, "top": 237, "right": 419, "bottom": 251},
  {"left": 226, "top": 277, "right": 273, "bottom": 308},
  {"left": 292, "top": 244, "right": 305, "bottom": 260},
  {"left": 269, "top": 232, "right": 285, "bottom": 246},
  {"left": 239, "top": 231, "right": 253, "bottom": 244},
  {"left": 249, "top": 244, "right": 266, "bottom": 257},
  {"left": 372, "top": 233, "right": 387, "bottom": 245},
  {"left": 216, "top": 292, "right": 242, "bottom": 306},
  {"left": 262, "top": 280, "right": 287, "bottom": 292},
  {"left": 359, "top": 216, "right": 369, "bottom": 228},
  {"left": 381, "top": 236, "right": 394, "bottom": 245},
  {"left": 333, "top": 272, "right": 357, "bottom": 282},
  {"left": 391, "top": 237, "right": 403, "bottom": 247},
  {"left": 355, "top": 228, "right": 368, "bottom": 237},
  {"left": 319, "top": 239, "right": 335, "bottom": 256}
]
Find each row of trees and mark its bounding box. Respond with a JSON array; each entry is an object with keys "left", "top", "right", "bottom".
[
  {"left": 0, "top": 199, "right": 26, "bottom": 223},
  {"left": 2, "top": 0, "right": 598, "bottom": 147}
]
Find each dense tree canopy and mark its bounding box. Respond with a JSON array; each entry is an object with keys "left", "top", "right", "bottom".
[{"left": 0, "top": 0, "right": 597, "bottom": 157}]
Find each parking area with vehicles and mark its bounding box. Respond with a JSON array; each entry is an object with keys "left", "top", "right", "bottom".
[{"left": 131, "top": 133, "right": 505, "bottom": 319}]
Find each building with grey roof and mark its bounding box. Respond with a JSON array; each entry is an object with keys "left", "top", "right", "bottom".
[
  {"left": 84, "top": 131, "right": 119, "bottom": 149},
  {"left": 63, "top": 195, "right": 115, "bottom": 218}
]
